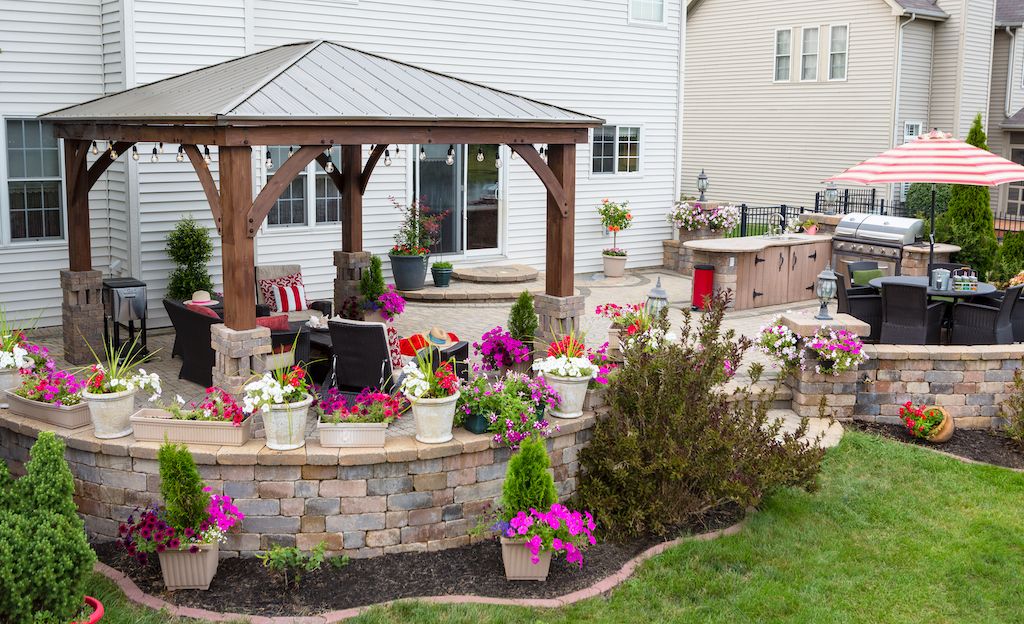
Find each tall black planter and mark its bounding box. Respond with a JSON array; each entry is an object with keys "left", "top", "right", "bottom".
[{"left": 390, "top": 253, "right": 429, "bottom": 291}]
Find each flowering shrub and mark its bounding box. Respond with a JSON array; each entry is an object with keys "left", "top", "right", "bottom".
[
  {"left": 242, "top": 366, "right": 310, "bottom": 413},
  {"left": 598, "top": 198, "right": 632, "bottom": 254},
  {"left": 804, "top": 329, "right": 867, "bottom": 374},
  {"left": 14, "top": 369, "right": 85, "bottom": 406},
  {"left": 595, "top": 302, "right": 648, "bottom": 331},
  {"left": 622, "top": 325, "right": 677, "bottom": 354},
  {"left": 498, "top": 504, "right": 597, "bottom": 567},
  {"left": 376, "top": 285, "right": 406, "bottom": 322},
  {"left": 706, "top": 204, "right": 740, "bottom": 231},
  {"left": 901, "top": 402, "right": 946, "bottom": 439},
  {"left": 587, "top": 342, "right": 615, "bottom": 387},
  {"left": 317, "top": 388, "right": 405, "bottom": 425},
  {"left": 400, "top": 354, "right": 460, "bottom": 399},
  {"left": 459, "top": 372, "right": 560, "bottom": 447},
  {"left": 390, "top": 196, "right": 447, "bottom": 256},
  {"left": 117, "top": 490, "right": 244, "bottom": 563},
  {"left": 665, "top": 202, "right": 739, "bottom": 232},
  {"left": 164, "top": 388, "right": 247, "bottom": 426},
  {"left": 473, "top": 326, "right": 530, "bottom": 371},
  {"left": 755, "top": 316, "right": 805, "bottom": 371}
]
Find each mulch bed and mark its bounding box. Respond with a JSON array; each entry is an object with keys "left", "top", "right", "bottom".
[
  {"left": 849, "top": 421, "right": 1024, "bottom": 470},
  {"left": 93, "top": 505, "right": 743, "bottom": 617}
]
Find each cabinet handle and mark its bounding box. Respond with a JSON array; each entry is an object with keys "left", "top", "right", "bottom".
[
  {"left": 778, "top": 253, "right": 784, "bottom": 270},
  {"left": 809, "top": 250, "right": 817, "bottom": 260},
  {"left": 753, "top": 290, "right": 764, "bottom": 299},
  {"left": 755, "top": 255, "right": 765, "bottom": 264},
  {"left": 806, "top": 284, "right": 815, "bottom": 291},
  {"left": 792, "top": 252, "right": 797, "bottom": 270}
]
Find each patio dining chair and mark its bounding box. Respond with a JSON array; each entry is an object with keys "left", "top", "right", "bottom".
[
  {"left": 950, "top": 284, "right": 1023, "bottom": 345},
  {"left": 321, "top": 319, "right": 398, "bottom": 402},
  {"left": 879, "top": 283, "right": 945, "bottom": 345},
  {"left": 836, "top": 275, "right": 882, "bottom": 342},
  {"left": 847, "top": 261, "right": 883, "bottom": 286}
]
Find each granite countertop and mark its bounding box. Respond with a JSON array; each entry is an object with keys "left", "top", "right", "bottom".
[
  {"left": 682, "top": 233, "right": 833, "bottom": 253},
  {"left": 902, "top": 241, "right": 961, "bottom": 254}
]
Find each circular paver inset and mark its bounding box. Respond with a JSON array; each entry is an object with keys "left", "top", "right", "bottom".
[{"left": 452, "top": 264, "right": 539, "bottom": 283}]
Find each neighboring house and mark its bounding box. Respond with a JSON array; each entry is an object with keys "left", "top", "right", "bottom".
[
  {"left": 990, "top": 0, "right": 1024, "bottom": 217},
  {"left": 683, "top": 0, "right": 997, "bottom": 208},
  {"left": 0, "top": 0, "right": 686, "bottom": 327}
]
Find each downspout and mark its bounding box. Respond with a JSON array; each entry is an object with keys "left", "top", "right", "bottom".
[
  {"left": 673, "top": 2, "right": 687, "bottom": 207},
  {"left": 893, "top": 13, "right": 918, "bottom": 149},
  {"left": 1006, "top": 27, "right": 1017, "bottom": 118}
]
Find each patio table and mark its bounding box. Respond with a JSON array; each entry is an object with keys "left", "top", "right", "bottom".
[{"left": 867, "top": 275, "right": 997, "bottom": 299}]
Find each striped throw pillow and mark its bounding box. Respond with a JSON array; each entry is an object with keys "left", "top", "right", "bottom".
[{"left": 274, "top": 284, "right": 308, "bottom": 313}]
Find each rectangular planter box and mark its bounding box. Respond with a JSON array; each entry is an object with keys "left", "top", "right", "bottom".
[
  {"left": 157, "top": 542, "right": 219, "bottom": 591},
  {"left": 501, "top": 537, "right": 552, "bottom": 581},
  {"left": 583, "top": 388, "right": 606, "bottom": 411},
  {"left": 130, "top": 409, "right": 252, "bottom": 446},
  {"left": 318, "top": 418, "right": 388, "bottom": 448},
  {"left": 4, "top": 390, "right": 91, "bottom": 429}
]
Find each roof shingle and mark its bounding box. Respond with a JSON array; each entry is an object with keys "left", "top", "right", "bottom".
[{"left": 998, "top": 0, "right": 1024, "bottom": 26}]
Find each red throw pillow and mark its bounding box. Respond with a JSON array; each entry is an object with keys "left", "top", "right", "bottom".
[
  {"left": 258, "top": 273, "right": 303, "bottom": 312},
  {"left": 186, "top": 304, "right": 220, "bottom": 319},
  {"left": 256, "top": 314, "right": 290, "bottom": 331},
  {"left": 274, "top": 284, "right": 308, "bottom": 313}
]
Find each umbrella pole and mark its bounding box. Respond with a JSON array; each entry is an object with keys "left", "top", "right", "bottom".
[{"left": 929, "top": 183, "right": 936, "bottom": 270}]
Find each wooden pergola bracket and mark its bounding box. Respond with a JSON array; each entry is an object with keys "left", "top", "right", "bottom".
[
  {"left": 182, "top": 145, "right": 223, "bottom": 233},
  {"left": 360, "top": 144, "right": 388, "bottom": 195},
  {"left": 86, "top": 141, "right": 135, "bottom": 189},
  {"left": 246, "top": 145, "right": 323, "bottom": 236},
  {"left": 510, "top": 144, "right": 569, "bottom": 217}
]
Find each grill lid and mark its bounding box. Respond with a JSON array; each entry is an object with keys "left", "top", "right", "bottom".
[{"left": 834, "top": 213, "right": 923, "bottom": 245}]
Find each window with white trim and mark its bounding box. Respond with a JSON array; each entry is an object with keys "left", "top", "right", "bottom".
[
  {"left": 4, "top": 119, "right": 64, "bottom": 241},
  {"left": 774, "top": 29, "right": 792, "bottom": 82},
  {"left": 829, "top": 25, "right": 849, "bottom": 80},
  {"left": 591, "top": 125, "right": 641, "bottom": 174},
  {"left": 900, "top": 122, "right": 923, "bottom": 200},
  {"left": 265, "top": 145, "right": 341, "bottom": 228},
  {"left": 630, "top": 0, "right": 664, "bottom": 23},
  {"left": 801, "top": 27, "right": 819, "bottom": 81}
]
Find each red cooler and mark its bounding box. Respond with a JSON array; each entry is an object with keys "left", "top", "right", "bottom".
[{"left": 692, "top": 264, "right": 715, "bottom": 311}]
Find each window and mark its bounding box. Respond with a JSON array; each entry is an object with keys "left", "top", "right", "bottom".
[
  {"left": 829, "top": 25, "right": 849, "bottom": 80},
  {"left": 899, "top": 122, "right": 923, "bottom": 200},
  {"left": 4, "top": 119, "right": 63, "bottom": 241},
  {"left": 265, "top": 145, "right": 341, "bottom": 228},
  {"left": 801, "top": 27, "right": 819, "bottom": 81},
  {"left": 774, "top": 29, "right": 792, "bottom": 82},
  {"left": 591, "top": 125, "right": 641, "bottom": 175},
  {"left": 1008, "top": 148, "right": 1024, "bottom": 216},
  {"left": 630, "top": 0, "right": 664, "bottom": 23}
]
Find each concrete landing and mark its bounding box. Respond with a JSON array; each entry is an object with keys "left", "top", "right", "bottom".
[
  {"left": 452, "top": 264, "right": 538, "bottom": 283},
  {"left": 401, "top": 273, "right": 581, "bottom": 302}
]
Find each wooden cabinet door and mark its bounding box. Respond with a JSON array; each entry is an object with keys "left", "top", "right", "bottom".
[
  {"left": 765, "top": 247, "right": 790, "bottom": 306},
  {"left": 787, "top": 243, "right": 819, "bottom": 303}
]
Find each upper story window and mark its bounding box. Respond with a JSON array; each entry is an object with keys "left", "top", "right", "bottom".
[
  {"left": 801, "top": 27, "right": 819, "bottom": 81},
  {"left": 774, "top": 29, "right": 792, "bottom": 82},
  {"left": 592, "top": 125, "right": 641, "bottom": 175},
  {"left": 264, "top": 145, "right": 341, "bottom": 228},
  {"left": 4, "top": 119, "right": 64, "bottom": 241},
  {"left": 630, "top": 0, "right": 665, "bottom": 24},
  {"left": 829, "top": 25, "right": 849, "bottom": 80}
]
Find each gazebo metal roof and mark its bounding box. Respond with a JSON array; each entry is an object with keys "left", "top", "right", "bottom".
[{"left": 43, "top": 40, "right": 602, "bottom": 127}]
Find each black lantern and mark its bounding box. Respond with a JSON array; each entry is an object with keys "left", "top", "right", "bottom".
[
  {"left": 645, "top": 277, "right": 669, "bottom": 318},
  {"left": 696, "top": 169, "right": 709, "bottom": 203},
  {"left": 815, "top": 264, "right": 838, "bottom": 320}
]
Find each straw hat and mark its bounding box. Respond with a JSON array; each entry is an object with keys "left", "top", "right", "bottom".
[
  {"left": 185, "top": 290, "right": 218, "bottom": 306},
  {"left": 413, "top": 326, "right": 457, "bottom": 348}
]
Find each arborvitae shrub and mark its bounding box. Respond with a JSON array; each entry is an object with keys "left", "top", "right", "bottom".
[
  {"left": 166, "top": 216, "right": 214, "bottom": 300},
  {"left": 14, "top": 431, "right": 78, "bottom": 521},
  {"left": 359, "top": 255, "right": 386, "bottom": 305},
  {"left": 508, "top": 290, "right": 539, "bottom": 345},
  {"left": 501, "top": 435, "right": 558, "bottom": 520},
  {"left": 993, "top": 231, "right": 1024, "bottom": 283},
  {"left": 158, "top": 442, "right": 210, "bottom": 531}
]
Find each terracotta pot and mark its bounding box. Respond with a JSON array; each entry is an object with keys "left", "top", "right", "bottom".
[
  {"left": 72, "top": 596, "right": 104, "bottom": 623},
  {"left": 82, "top": 388, "right": 137, "bottom": 439},
  {"left": 130, "top": 409, "right": 252, "bottom": 446},
  {"left": 501, "top": 537, "right": 552, "bottom": 581},
  {"left": 157, "top": 542, "right": 219, "bottom": 591},
  {"left": 602, "top": 253, "right": 627, "bottom": 278},
  {"left": 925, "top": 406, "right": 955, "bottom": 444},
  {"left": 318, "top": 418, "right": 388, "bottom": 448},
  {"left": 261, "top": 394, "right": 312, "bottom": 450},
  {"left": 5, "top": 390, "right": 91, "bottom": 429},
  {"left": 542, "top": 373, "right": 589, "bottom": 419},
  {"left": 407, "top": 391, "right": 460, "bottom": 444}
]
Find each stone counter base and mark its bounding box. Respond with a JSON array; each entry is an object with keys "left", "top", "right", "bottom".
[{"left": 0, "top": 410, "right": 598, "bottom": 559}]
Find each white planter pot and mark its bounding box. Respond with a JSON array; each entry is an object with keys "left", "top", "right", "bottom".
[
  {"left": 5, "top": 390, "right": 91, "bottom": 429},
  {"left": 501, "top": 537, "right": 552, "bottom": 581},
  {"left": 82, "top": 388, "right": 137, "bottom": 439},
  {"left": 131, "top": 409, "right": 253, "bottom": 446},
  {"left": 541, "top": 373, "right": 590, "bottom": 419},
  {"left": 157, "top": 542, "right": 219, "bottom": 591},
  {"left": 602, "top": 253, "right": 627, "bottom": 278},
  {"left": 407, "top": 391, "right": 460, "bottom": 444},
  {"left": 0, "top": 369, "right": 21, "bottom": 407},
  {"left": 261, "top": 394, "right": 312, "bottom": 450},
  {"left": 318, "top": 418, "right": 388, "bottom": 448}
]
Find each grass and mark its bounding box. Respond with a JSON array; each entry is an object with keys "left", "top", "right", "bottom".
[{"left": 85, "top": 432, "right": 1024, "bottom": 623}]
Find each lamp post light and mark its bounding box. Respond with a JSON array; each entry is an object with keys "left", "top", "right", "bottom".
[
  {"left": 696, "top": 169, "right": 709, "bottom": 203},
  {"left": 823, "top": 181, "right": 839, "bottom": 215},
  {"left": 815, "top": 264, "right": 838, "bottom": 320},
  {"left": 645, "top": 277, "right": 669, "bottom": 318}
]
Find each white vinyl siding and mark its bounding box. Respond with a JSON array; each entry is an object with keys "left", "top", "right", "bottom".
[
  {"left": 828, "top": 25, "right": 848, "bottom": 81},
  {"left": 801, "top": 27, "right": 819, "bottom": 81},
  {"left": 774, "top": 29, "right": 792, "bottom": 82},
  {"left": 929, "top": 0, "right": 995, "bottom": 140},
  {"left": 591, "top": 125, "right": 641, "bottom": 174}
]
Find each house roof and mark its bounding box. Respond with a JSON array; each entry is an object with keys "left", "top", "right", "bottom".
[
  {"left": 42, "top": 40, "right": 602, "bottom": 127},
  {"left": 1002, "top": 106, "right": 1024, "bottom": 129},
  {"left": 997, "top": 0, "right": 1024, "bottom": 27}
]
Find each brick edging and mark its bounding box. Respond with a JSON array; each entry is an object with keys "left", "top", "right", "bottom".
[{"left": 94, "top": 516, "right": 750, "bottom": 622}]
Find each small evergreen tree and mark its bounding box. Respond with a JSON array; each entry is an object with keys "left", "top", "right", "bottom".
[
  {"left": 508, "top": 290, "right": 539, "bottom": 345},
  {"left": 500, "top": 436, "right": 558, "bottom": 521},
  {"left": 936, "top": 114, "right": 999, "bottom": 279},
  {"left": 158, "top": 442, "right": 210, "bottom": 532},
  {"left": 13, "top": 431, "right": 78, "bottom": 522},
  {"left": 359, "top": 255, "right": 386, "bottom": 306},
  {"left": 993, "top": 231, "right": 1024, "bottom": 283},
  {"left": 166, "top": 216, "right": 214, "bottom": 300},
  {"left": 905, "top": 182, "right": 951, "bottom": 228}
]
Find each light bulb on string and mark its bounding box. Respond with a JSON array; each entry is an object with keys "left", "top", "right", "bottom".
[
  {"left": 384, "top": 148, "right": 392, "bottom": 167},
  {"left": 90, "top": 141, "right": 99, "bottom": 155},
  {"left": 445, "top": 144, "right": 455, "bottom": 166},
  {"left": 265, "top": 150, "right": 273, "bottom": 170},
  {"left": 109, "top": 144, "right": 118, "bottom": 160},
  {"left": 203, "top": 145, "right": 211, "bottom": 165},
  {"left": 176, "top": 146, "right": 184, "bottom": 163},
  {"left": 159, "top": 142, "right": 165, "bottom": 154},
  {"left": 419, "top": 146, "right": 427, "bottom": 161},
  {"left": 131, "top": 145, "right": 139, "bottom": 161},
  {"left": 325, "top": 160, "right": 335, "bottom": 173},
  {"left": 495, "top": 153, "right": 502, "bottom": 169},
  {"left": 150, "top": 146, "right": 159, "bottom": 163},
  {"left": 511, "top": 149, "right": 518, "bottom": 160},
  {"left": 394, "top": 145, "right": 400, "bottom": 157},
  {"left": 287, "top": 146, "right": 294, "bottom": 158},
  {"left": 476, "top": 147, "right": 484, "bottom": 162}
]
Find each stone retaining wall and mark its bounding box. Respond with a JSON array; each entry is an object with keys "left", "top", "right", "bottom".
[{"left": 0, "top": 412, "right": 597, "bottom": 559}]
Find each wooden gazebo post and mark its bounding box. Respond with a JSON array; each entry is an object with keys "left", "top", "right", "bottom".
[{"left": 333, "top": 145, "right": 371, "bottom": 311}]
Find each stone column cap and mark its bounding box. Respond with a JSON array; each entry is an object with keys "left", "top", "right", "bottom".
[{"left": 780, "top": 312, "right": 870, "bottom": 338}]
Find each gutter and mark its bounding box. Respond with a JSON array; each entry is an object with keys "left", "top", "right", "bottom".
[
  {"left": 673, "top": 0, "right": 686, "bottom": 204},
  {"left": 893, "top": 13, "right": 918, "bottom": 148},
  {"left": 1007, "top": 27, "right": 1017, "bottom": 119}
]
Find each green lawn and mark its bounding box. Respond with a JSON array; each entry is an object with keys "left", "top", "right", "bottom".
[{"left": 87, "top": 432, "right": 1024, "bottom": 623}]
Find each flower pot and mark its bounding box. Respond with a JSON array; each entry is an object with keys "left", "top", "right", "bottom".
[
  {"left": 584, "top": 387, "right": 606, "bottom": 411},
  {"left": 602, "top": 253, "right": 626, "bottom": 278},
  {"left": 407, "top": 391, "right": 460, "bottom": 444},
  {"left": 431, "top": 267, "right": 453, "bottom": 288},
  {"left": 4, "top": 390, "right": 91, "bottom": 429},
  {"left": 390, "top": 253, "right": 429, "bottom": 291},
  {"left": 541, "top": 373, "right": 590, "bottom": 419},
  {"left": 0, "top": 369, "right": 20, "bottom": 407},
  {"left": 130, "top": 409, "right": 253, "bottom": 446},
  {"left": 925, "top": 406, "right": 955, "bottom": 444},
  {"left": 804, "top": 225, "right": 819, "bottom": 236},
  {"left": 363, "top": 309, "right": 388, "bottom": 324},
  {"left": 464, "top": 411, "right": 491, "bottom": 435},
  {"left": 318, "top": 418, "right": 388, "bottom": 448},
  {"left": 82, "top": 388, "right": 137, "bottom": 439},
  {"left": 73, "top": 596, "right": 104, "bottom": 624},
  {"left": 501, "top": 537, "right": 552, "bottom": 581},
  {"left": 261, "top": 394, "right": 312, "bottom": 450},
  {"left": 157, "top": 542, "right": 219, "bottom": 591}
]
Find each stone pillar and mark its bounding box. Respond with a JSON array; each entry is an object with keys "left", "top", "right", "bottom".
[
  {"left": 780, "top": 313, "right": 869, "bottom": 421},
  {"left": 535, "top": 294, "right": 585, "bottom": 348},
  {"left": 333, "top": 250, "right": 372, "bottom": 310},
  {"left": 664, "top": 227, "right": 721, "bottom": 276},
  {"left": 211, "top": 324, "right": 271, "bottom": 396},
  {"left": 60, "top": 269, "right": 104, "bottom": 364}
]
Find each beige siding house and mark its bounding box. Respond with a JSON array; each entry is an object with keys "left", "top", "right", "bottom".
[
  {"left": 990, "top": 1, "right": 1024, "bottom": 218},
  {"left": 683, "top": 0, "right": 997, "bottom": 208}
]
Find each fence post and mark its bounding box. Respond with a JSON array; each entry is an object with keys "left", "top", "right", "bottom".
[
  {"left": 843, "top": 189, "right": 850, "bottom": 214},
  {"left": 870, "top": 188, "right": 876, "bottom": 208},
  {"left": 740, "top": 204, "right": 748, "bottom": 238},
  {"left": 880, "top": 198, "right": 886, "bottom": 215},
  {"left": 814, "top": 192, "right": 820, "bottom": 213},
  {"left": 780, "top": 204, "right": 788, "bottom": 229}
]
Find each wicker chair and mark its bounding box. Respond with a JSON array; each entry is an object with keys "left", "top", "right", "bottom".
[
  {"left": 879, "top": 283, "right": 946, "bottom": 345},
  {"left": 836, "top": 275, "right": 882, "bottom": 342},
  {"left": 419, "top": 343, "right": 471, "bottom": 382},
  {"left": 950, "top": 285, "right": 1023, "bottom": 345},
  {"left": 847, "top": 261, "right": 880, "bottom": 286},
  {"left": 927, "top": 262, "right": 969, "bottom": 274}
]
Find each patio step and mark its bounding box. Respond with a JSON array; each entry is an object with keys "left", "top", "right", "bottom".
[
  {"left": 768, "top": 408, "right": 844, "bottom": 448},
  {"left": 452, "top": 264, "right": 538, "bottom": 283}
]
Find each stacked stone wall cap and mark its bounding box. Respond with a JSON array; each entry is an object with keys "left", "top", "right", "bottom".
[
  {"left": 780, "top": 313, "right": 870, "bottom": 338},
  {"left": 334, "top": 250, "right": 373, "bottom": 268}
]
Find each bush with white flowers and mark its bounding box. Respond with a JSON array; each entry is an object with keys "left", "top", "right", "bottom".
[
  {"left": 532, "top": 356, "right": 597, "bottom": 379},
  {"left": 0, "top": 343, "right": 29, "bottom": 371}
]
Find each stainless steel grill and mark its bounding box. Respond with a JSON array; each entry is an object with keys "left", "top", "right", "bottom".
[
  {"left": 102, "top": 278, "right": 148, "bottom": 354},
  {"left": 832, "top": 213, "right": 925, "bottom": 275}
]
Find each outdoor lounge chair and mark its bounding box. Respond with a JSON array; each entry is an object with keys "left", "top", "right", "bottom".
[
  {"left": 255, "top": 264, "right": 333, "bottom": 322},
  {"left": 950, "top": 285, "right": 1023, "bottom": 345},
  {"left": 836, "top": 275, "right": 882, "bottom": 342},
  {"left": 322, "top": 319, "right": 399, "bottom": 401},
  {"left": 879, "top": 283, "right": 945, "bottom": 345}
]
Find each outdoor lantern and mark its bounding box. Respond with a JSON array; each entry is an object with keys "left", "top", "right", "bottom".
[
  {"left": 645, "top": 277, "right": 669, "bottom": 318},
  {"left": 815, "top": 264, "right": 838, "bottom": 321},
  {"left": 824, "top": 181, "right": 839, "bottom": 214},
  {"left": 696, "top": 169, "right": 709, "bottom": 202}
]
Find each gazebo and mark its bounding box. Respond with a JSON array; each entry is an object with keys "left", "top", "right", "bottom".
[{"left": 42, "top": 40, "right": 602, "bottom": 385}]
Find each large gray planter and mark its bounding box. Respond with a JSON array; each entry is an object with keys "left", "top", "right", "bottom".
[{"left": 390, "top": 253, "right": 429, "bottom": 291}]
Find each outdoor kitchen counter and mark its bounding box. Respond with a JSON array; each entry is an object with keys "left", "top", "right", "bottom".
[{"left": 684, "top": 234, "right": 834, "bottom": 310}]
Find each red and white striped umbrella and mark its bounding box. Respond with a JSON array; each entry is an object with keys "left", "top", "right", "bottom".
[{"left": 826, "top": 129, "right": 1024, "bottom": 186}]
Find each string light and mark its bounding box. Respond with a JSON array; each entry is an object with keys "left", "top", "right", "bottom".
[
  {"left": 265, "top": 150, "right": 273, "bottom": 169},
  {"left": 539, "top": 145, "right": 547, "bottom": 163},
  {"left": 90, "top": 141, "right": 99, "bottom": 155},
  {"left": 203, "top": 145, "right": 211, "bottom": 165},
  {"left": 495, "top": 152, "right": 502, "bottom": 169},
  {"left": 511, "top": 149, "right": 518, "bottom": 160},
  {"left": 131, "top": 145, "right": 139, "bottom": 161},
  {"left": 384, "top": 148, "right": 392, "bottom": 167},
  {"left": 419, "top": 146, "right": 427, "bottom": 161},
  {"left": 150, "top": 146, "right": 159, "bottom": 163},
  {"left": 446, "top": 144, "right": 455, "bottom": 166},
  {"left": 159, "top": 141, "right": 165, "bottom": 154},
  {"left": 476, "top": 147, "right": 484, "bottom": 162},
  {"left": 176, "top": 145, "right": 185, "bottom": 163},
  {"left": 109, "top": 142, "right": 118, "bottom": 160},
  {"left": 324, "top": 147, "right": 335, "bottom": 173},
  {"left": 394, "top": 145, "right": 400, "bottom": 157},
  {"left": 287, "top": 146, "right": 294, "bottom": 158}
]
